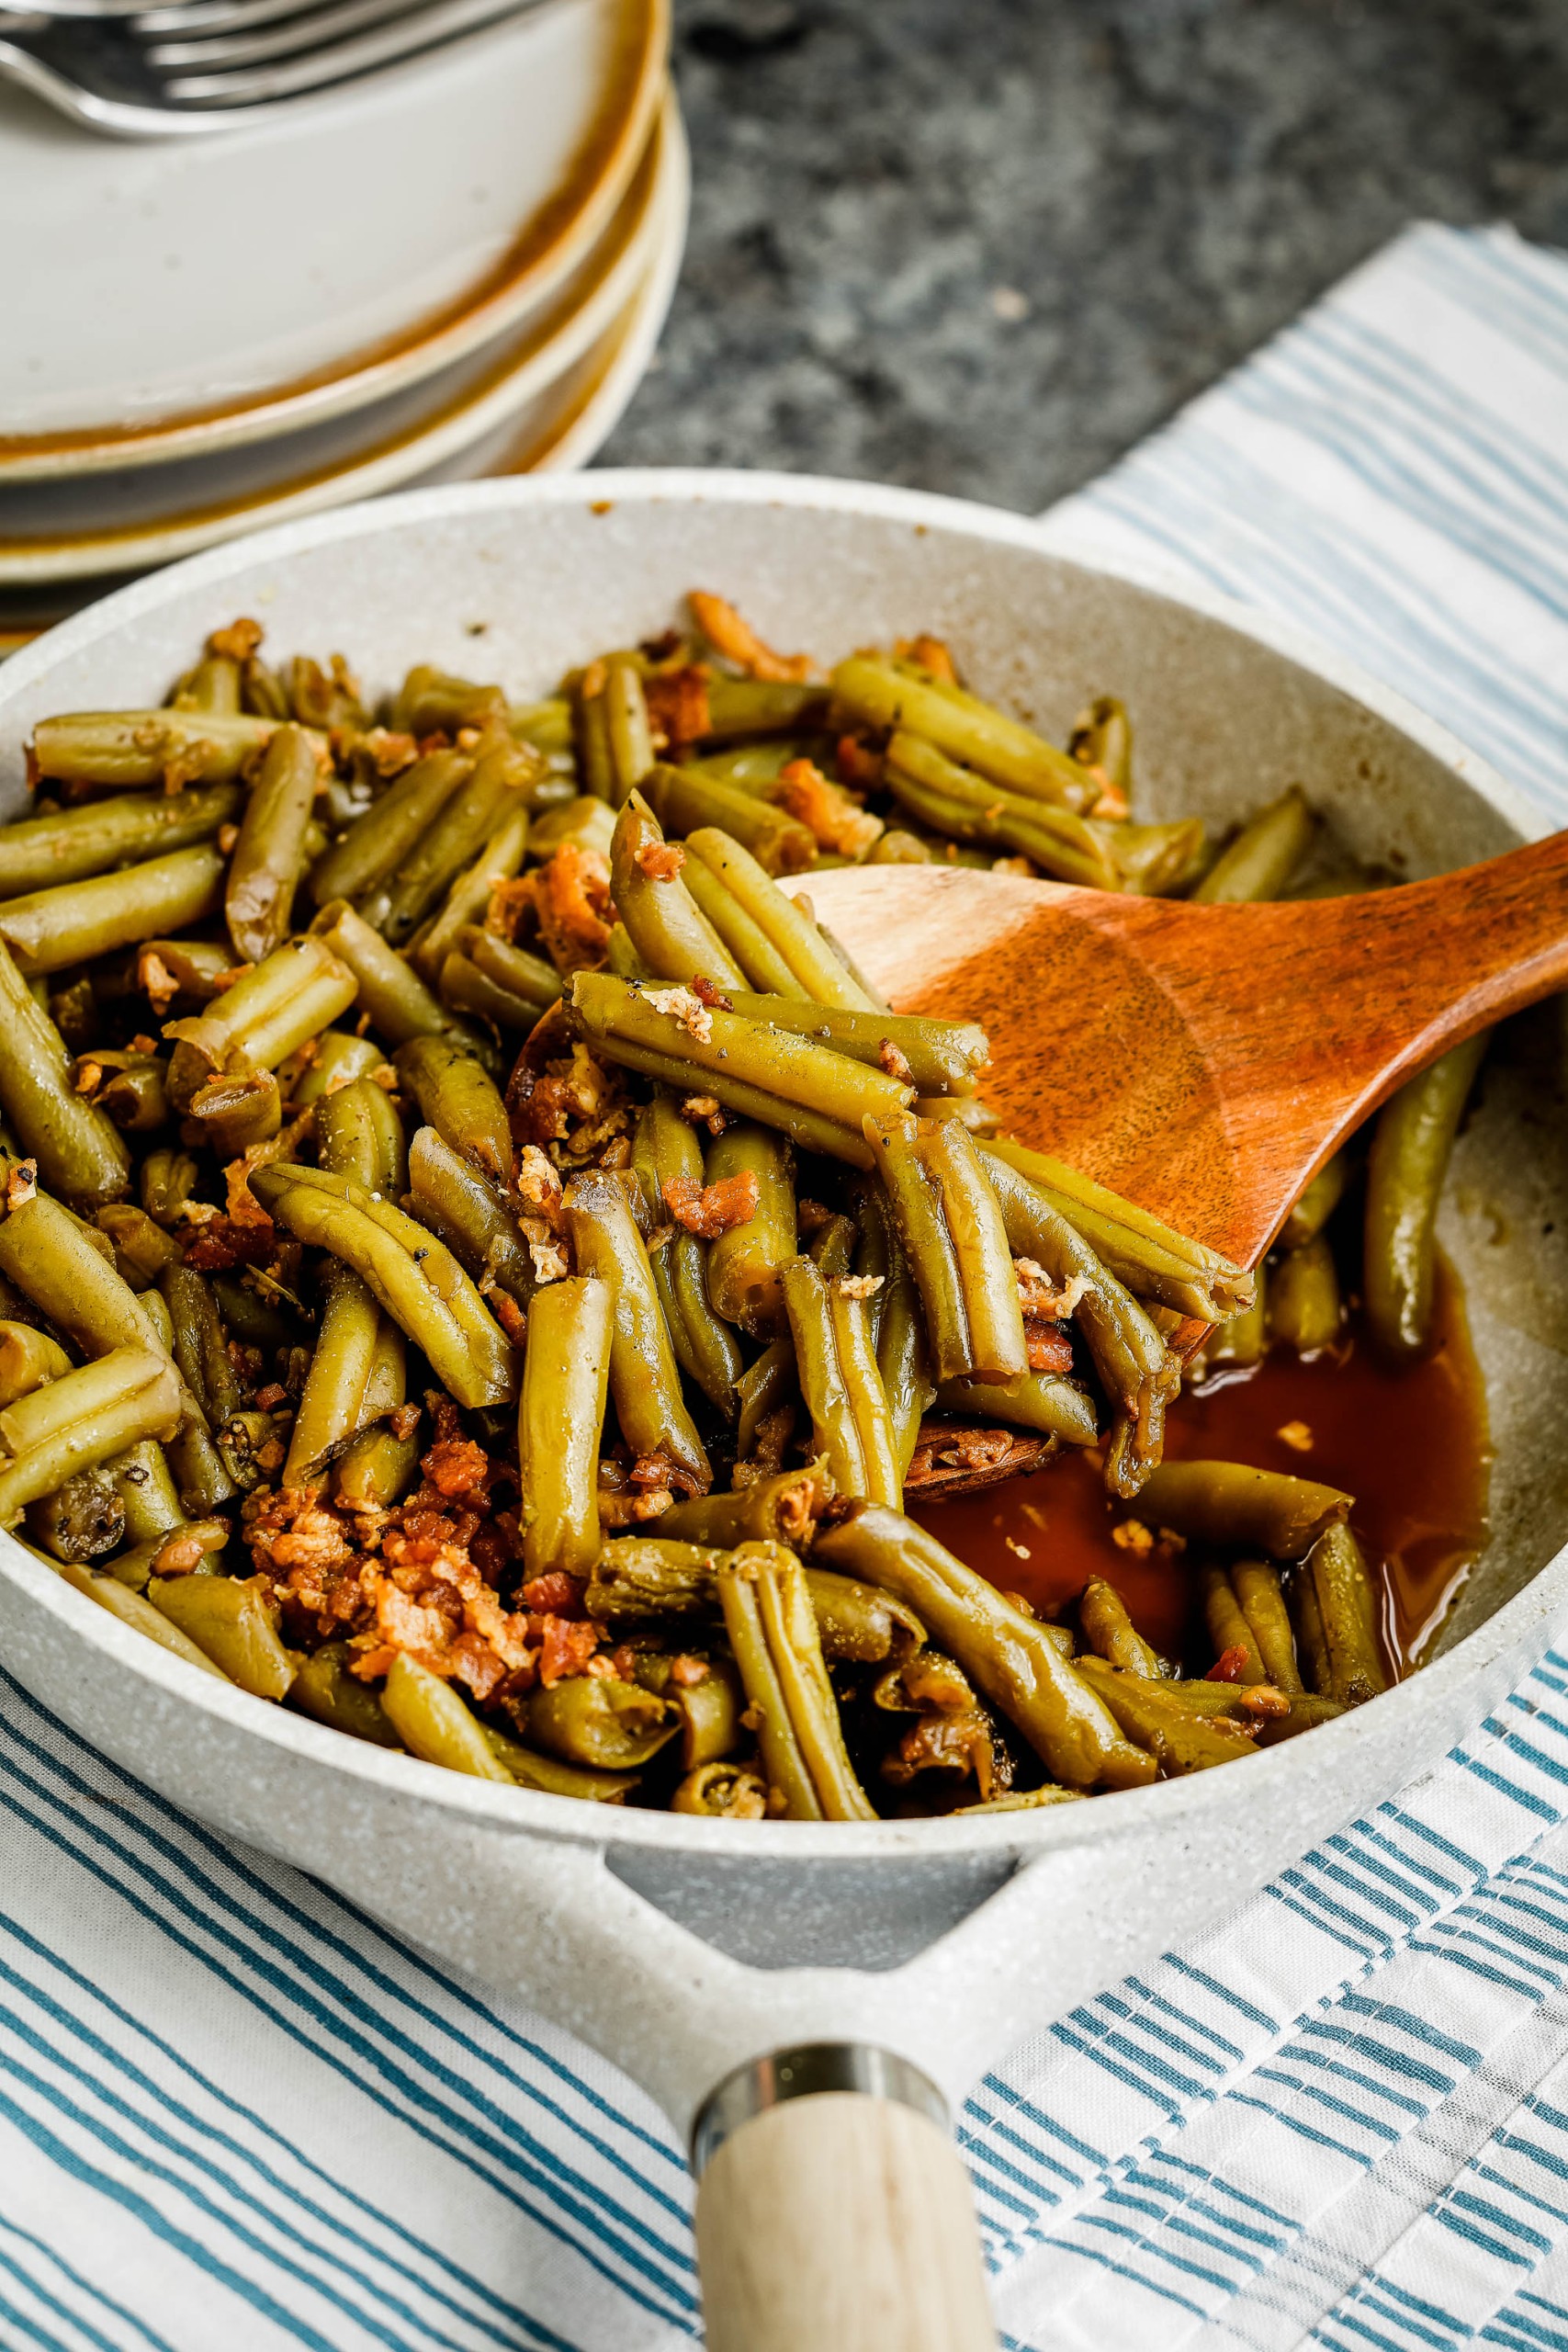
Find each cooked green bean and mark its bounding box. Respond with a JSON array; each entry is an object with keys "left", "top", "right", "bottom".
[
  {"left": 405, "top": 1123, "right": 534, "bottom": 1313},
  {"left": 1079, "top": 1577, "right": 1166, "bottom": 1677},
  {"left": 642, "top": 763, "right": 817, "bottom": 875},
  {"left": 288, "top": 1643, "right": 403, "bottom": 1747},
  {"left": 563, "top": 1170, "right": 710, "bottom": 1494},
  {"left": 884, "top": 730, "right": 1118, "bottom": 888},
  {"left": 734, "top": 1336, "right": 797, "bottom": 1458},
  {"left": 853, "top": 1175, "right": 933, "bottom": 1476},
  {"left": 704, "top": 1121, "right": 796, "bottom": 1336},
  {"left": 527, "top": 1675, "right": 680, "bottom": 1770},
  {"left": 225, "top": 724, "right": 323, "bottom": 966},
  {"left": 631, "top": 1096, "right": 743, "bottom": 1412},
  {"left": 0, "top": 845, "right": 226, "bottom": 976},
  {"left": 1269, "top": 1234, "right": 1341, "bottom": 1354},
  {"left": 1193, "top": 786, "right": 1315, "bottom": 904},
  {"left": 806, "top": 1566, "right": 926, "bottom": 1664},
  {"left": 310, "top": 748, "right": 472, "bottom": 909},
  {"left": 981, "top": 1138, "right": 1253, "bottom": 1322},
  {"left": 817, "top": 1507, "right": 1154, "bottom": 1791},
  {"left": 726, "top": 993, "right": 987, "bottom": 1096},
  {"left": 165, "top": 934, "right": 357, "bottom": 1106},
  {"left": 317, "top": 1073, "right": 406, "bottom": 1193},
  {"left": 583, "top": 1535, "right": 728, "bottom": 1622},
  {"left": 152, "top": 1572, "right": 295, "bottom": 1700},
  {"left": 395, "top": 1035, "right": 513, "bottom": 1189},
  {"left": 58, "top": 1561, "right": 229, "bottom": 1677},
  {"left": 183, "top": 1070, "right": 282, "bottom": 1159},
  {"left": 1074, "top": 1658, "right": 1259, "bottom": 1774},
  {"left": 283, "top": 1263, "right": 379, "bottom": 1492},
  {"left": 1364, "top": 1034, "right": 1488, "bottom": 1359},
  {"left": 0, "top": 1189, "right": 169, "bottom": 1367},
  {"left": 28, "top": 1469, "right": 124, "bottom": 1563},
  {"left": 779, "top": 1255, "right": 901, "bottom": 1507},
  {"left": 106, "top": 1516, "right": 227, "bottom": 1590},
  {"left": 0, "top": 943, "right": 132, "bottom": 1206},
  {"left": 569, "top": 1005, "right": 871, "bottom": 1163},
  {"left": 30, "top": 708, "right": 278, "bottom": 789},
  {"left": 717, "top": 1541, "right": 876, "bottom": 1820},
  {"left": 1306, "top": 1521, "right": 1388, "bottom": 1706},
  {"left": 1133, "top": 1460, "right": 1352, "bottom": 1559},
  {"left": 660, "top": 1462, "right": 832, "bottom": 1552},
  {"left": 518, "top": 1276, "right": 614, "bottom": 1579},
  {"left": 0, "top": 780, "right": 241, "bottom": 899},
  {"left": 682, "top": 828, "right": 877, "bottom": 1008},
  {"left": 610, "top": 796, "right": 746, "bottom": 989},
  {"left": 95, "top": 1052, "right": 170, "bottom": 1136},
  {"left": 1191, "top": 1263, "right": 1268, "bottom": 1374},
  {"left": 104, "top": 1437, "right": 186, "bottom": 1546},
  {"left": 1230, "top": 1561, "right": 1304, "bottom": 1695},
  {"left": 863, "top": 1112, "right": 1027, "bottom": 1384},
  {"left": 1280, "top": 1150, "right": 1349, "bottom": 1250},
  {"left": 365, "top": 741, "right": 537, "bottom": 945},
  {"left": 0, "top": 1320, "right": 71, "bottom": 1408},
  {"left": 1199, "top": 1565, "right": 1265, "bottom": 1682},
  {"left": 159, "top": 1261, "right": 241, "bottom": 1430},
  {"left": 832, "top": 657, "right": 1096, "bottom": 810},
  {"left": 310, "top": 899, "right": 488, "bottom": 1058},
  {"left": 601, "top": 654, "right": 657, "bottom": 806},
  {"left": 380, "top": 1652, "right": 513, "bottom": 1781},
  {"left": 936, "top": 1371, "right": 1098, "bottom": 1446},
  {"left": 411, "top": 802, "right": 532, "bottom": 982},
  {"left": 449, "top": 927, "right": 562, "bottom": 1012},
  {"left": 0, "top": 1347, "right": 181, "bottom": 1525},
  {"left": 390, "top": 665, "right": 506, "bottom": 739}
]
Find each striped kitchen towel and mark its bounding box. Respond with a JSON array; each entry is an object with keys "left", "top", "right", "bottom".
[{"left": 2, "top": 216, "right": 1567, "bottom": 2352}]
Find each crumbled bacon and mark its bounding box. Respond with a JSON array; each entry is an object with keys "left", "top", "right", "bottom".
[
  {"left": 208, "top": 616, "right": 265, "bottom": 662},
  {"left": 905, "top": 1420, "right": 1055, "bottom": 1499},
  {"left": 882, "top": 1710, "right": 998, "bottom": 1799},
  {"left": 527, "top": 844, "right": 614, "bottom": 976},
  {"left": 1206, "top": 1645, "right": 1250, "bottom": 1685},
  {"left": 680, "top": 1094, "right": 727, "bottom": 1134},
  {"left": 635, "top": 839, "right": 685, "bottom": 881},
  {"left": 520, "top": 1571, "right": 584, "bottom": 1615},
  {"left": 662, "top": 1170, "right": 759, "bottom": 1239},
  {"left": 776, "top": 758, "right": 883, "bottom": 858},
  {"left": 691, "top": 975, "right": 731, "bottom": 1011},
  {"left": 4, "top": 1159, "right": 37, "bottom": 1214},
  {"left": 491, "top": 1293, "right": 528, "bottom": 1345},
  {"left": 423, "top": 1436, "right": 492, "bottom": 1501},
  {"left": 895, "top": 634, "right": 960, "bottom": 684},
  {"left": 642, "top": 665, "right": 713, "bottom": 749},
  {"left": 1025, "top": 1326, "right": 1076, "bottom": 1374},
  {"left": 836, "top": 734, "right": 884, "bottom": 790},
  {"left": 877, "top": 1039, "right": 914, "bottom": 1085},
  {"left": 183, "top": 1214, "right": 275, "bottom": 1271},
  {"left": 536, "top": 1616, "right": 602, "bottom": 1688},
  {"left": 689, "top": 592, "right": 817, "bottom": 684},
  {"left": 645, "top": 985, "right": 713, "bottom": 1045}
]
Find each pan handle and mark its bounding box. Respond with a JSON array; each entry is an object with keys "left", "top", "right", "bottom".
[{"left": 690, "top": 2042, "right": 997, "bottom": 2352}]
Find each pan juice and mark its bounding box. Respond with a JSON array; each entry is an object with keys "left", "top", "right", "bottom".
[{"left": 909, "top": 1259, "right": 1490, "bottom": 1680}]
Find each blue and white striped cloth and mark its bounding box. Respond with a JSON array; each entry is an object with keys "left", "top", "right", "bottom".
[{"left": 3, "top": 218, "right": 1568, "bottom": 2352}]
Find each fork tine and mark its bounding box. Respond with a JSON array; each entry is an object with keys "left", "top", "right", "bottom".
[
  {"left": 135, "top": 0, "right": 344, "bottom": 37},
  {"left": 149, "top": 0, "right": 430, "bottom": 71},
  {"left": 162, "top": 0, "right": 533, "bottom": 98}
]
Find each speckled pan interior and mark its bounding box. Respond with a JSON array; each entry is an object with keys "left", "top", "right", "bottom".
[{"left": 0, "top": 472, "right": 1561, "bottom": 2131}]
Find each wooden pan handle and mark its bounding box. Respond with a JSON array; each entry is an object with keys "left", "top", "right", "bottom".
[{"left": 692, "top": 2045, "right": 996, "bottom": 2352}]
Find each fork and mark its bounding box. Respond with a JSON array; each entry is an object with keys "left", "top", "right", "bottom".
[{"left": 0, "top": 0, "right": 544, "bottom": 132}]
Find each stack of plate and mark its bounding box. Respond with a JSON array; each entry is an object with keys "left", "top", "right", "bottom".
[{"left": 0, "top": 0, "right": 680, "bottom": 645}]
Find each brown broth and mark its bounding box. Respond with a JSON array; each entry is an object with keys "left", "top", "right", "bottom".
[{"left": 909, "top": 1259, "right": 1492, "bottom": 1678}]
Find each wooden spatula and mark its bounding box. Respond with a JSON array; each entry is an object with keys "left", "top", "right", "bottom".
[{"left": 804, "top": 831, "right": 1568, "bottom": 1269}]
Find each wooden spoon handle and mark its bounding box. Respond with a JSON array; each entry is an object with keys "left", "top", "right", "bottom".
[{"left": 694, "top": 2090, "right": 996, "bottom": 2352}]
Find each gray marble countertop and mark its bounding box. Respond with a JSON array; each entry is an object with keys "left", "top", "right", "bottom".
[{"left": 601, "top": 0, "right": 1568, "bottom": 512}]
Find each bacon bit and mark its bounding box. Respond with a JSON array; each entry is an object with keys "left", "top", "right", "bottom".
[
  {"left": 530, "top": 844, "right": 615, "bottom": 976},
  {"left": 491, "top": 1293, "right": 527, "bottom": 1346},
  {"left": 877, "top": 1038, "right": 914, "bottom": 1085},
  {"left": 1111, "top": 1519, "right": 1155, "bottom": 1555},
  {"left": 521, "top": 1219, "right": 570, "bottom": 1283},
  {"left": 1089, "top": 777, "right": 1130, "bottom": 820},
  {"left": 389, "top": 1402, "right": 422, "bottom": 1442},
  {"left": 178, "top": 1198, "right": 222, "bottom": 1227},
  {"left": 630, "top": 1488, "right": 673, "bottom": 1521},
  {"left": 634, "top": 838, "right": 685, "bottom": 881},
  {"left": 423, "top": 1436, "right": 491, "bottom": 1502},
  {"left": 904, "top": 1419, "right": 1055, "bottom": 1499},
  {"left": 643, "top": 665, "right": 713, "bottom": 750},
  {"left": 254, "top": 1438, "right": 287, "bottom": 1475},
  {"left": 776, "top": 758, "right": 884, "bottom": 858},
  {"left": 583, "top": 1652, "right": 620, "bottom": 1679},
  {"left": 208, "top": 617, "right": 265, "bottom": 662},
  {"left": 691, "top": 974, "right": 732, "bottom": 1011},
  {"left": 1000, "top": 1589, "right": 1036, "bottom": 1616},
  {"left": 1206, "top": 1645, "right": 1250, "bottom": 1684},
  {"left": 668, "top": 1654, "right": 708, "bottom": 1688},
  {"left": 361, "top": 727, "right": 420, "bottom": 777},
  {"left": 516, "top": 1144, "right": 563, "bottom": 1213},
  {"left": 645, "top": 984, "right": 713, "bottom": 1045},
  {"left": 520, "top": 1572, "right": 584, "bottom": 1615},
  {"left": 897, "top": 634, "right": 959, "bottom": 685},
  {"left": 485, "top": 873, "right": 536, "bottom": 944},
  {"left": 211, "top": 964, "right": 254, "bottom": 993},
  {"left": 689, "top": 591, "right": 817, "bottom": 684},
  {"left": 254, "top": 1384, "right": 288, "bottom": 1411},
  {"left": 680, "top": 1093, "right": 727, "bottom": 1134},
  {"left": 1236, "top": 1683, "right": 1292, "bottom": 1719},
  {"left": 183, "top": 1214, "right": 275, "bottom": 1272},
  {"left": 837, "top": 1274, "right": 884, "bottom": 1303},
  {"left": 128, "top": 1035, "right": 158, "bottom": 1057},
  {"left": 1276, "top": 1419, "right": 1314, "bottom": 1453},
  {"left": 1025, "top": 1326, "right": 1076, "bottom": 1374},
  {"left": 836, "top": 734, "right": 884, "bottom": 790},
  {"left": 883, "top": 1711, "right": 997, "bottom": 1799},
  {"left": 579, "top": 658, "right": 608, "bottom": 701},
  {"left": 140, "top": 950, "right": 182, "bottom": 1018},
  {"left": 4, "top": 1160, "right": 36, "bottom": 1214},
  {"left": 663, "top": 1169, "right": 759, "bottom": 1239},
  {"left": 73, "top": 1059, "right": 103, "bottom": 1097},
  {"left": 538, "top": 1615, "right": 601, "bottom": 1688},
  {"left": 1016, "top": 1260, "right": 1089, "bottom": 1320},
  {"left": 151, "top": 1531, "right": 209, "bottom": 1576},
  {"left": 991, "top": 855, "right": 1034, "bottom": 876}
]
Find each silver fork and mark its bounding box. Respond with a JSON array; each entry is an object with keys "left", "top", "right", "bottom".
[{"left": 0, "top": 0, "right": 545, "bottom": 133}]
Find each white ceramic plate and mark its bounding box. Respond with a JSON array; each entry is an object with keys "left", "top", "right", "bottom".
[
  {"left": 0, "top": 96, "right": 686, "bottom": 585},
  {"left": 0, "top": 0, "right": 667, "bottom": 482}
]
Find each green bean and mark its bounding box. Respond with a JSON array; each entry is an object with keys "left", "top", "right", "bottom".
[
  {"left": 702, "top": 677, "right": 831, "bottom": 738},
  {"left": 0, "top": 1190, "right": 168, "bottom": 1367},
  {"left": 631, "top": 1097, "right": 743, "bottom": 1412},
  {"left": 1364, "top": 1034, "right": 1488, "bottom": 1359},
  {"left": 103, "top": 1437, "right": 186, "bottom": 1545},
  {"left": 0, "top": 780, "right": 242, "bottom": 899},
  {"left": 1193, "top": 786, "right": 1315, "bottom": 903},
  {"left": 980, "top": 1138, "right": 1253, "bottom": 1321},
  {"left": 288, "top": 1643, "right": 403, "bottom": 1747},
  {"left": 284, "top": 1263, "right": 379, "bottom": 1493},
  {"left": 57, "top": 1561, "right": 228, "bottom": 1678},
  {"left": 527, "top": 1675, "right": 680, "bottom": 1770},
  {"left": 392, "top": 1035, "right": 511, "bottom": 1189},
  {"left": 310, "top": 749, "right": 472, "bottom": 909},
  {"left": 286, "top": 1030, "right": 388, "bottom": 1106},
  {"left": 575, "top": 674, "right": 615, "bottom": 800},
  {"left": 411, "top": 802, "right": 532, "bottom": 982},
  {"left": 852, "top": 1176, "right": 933, "bottom": 1476},
  {"left": 682, "top": 829, "right": 876, "bottom": 1009},
  {"left": 0, "top": 1321, "right": 71, "bottom": 1408},
  {"left": 526, "top": 796, "right": 615, "bottom": 865},
  {"left": 779, "top": 1256, "right": 901, "bottom": 1507},
  {"left": 601, "top": 654, "right": 657, "bottom": 805},
  {"left": 0, "top": 1347, "right": 181, "bottom": 1525},
  {"left": 1292, "top": 1565, "right": 1332, "bottom": 1697},
  {"left": 30, "top": 709, "right": 278, "bottom": 789},
  {"left": 1079, "top": 1577, "right": 1166, "bottom": 1677},
  {"left": 404, "top": 1124, "right": 534, "bottom": 1314},
  {"left": 317, "top": 1074, "right": 406, "bottom": 1193},
  {"left": 366, "top": 742, "right": 537, "bottom": 945},
  {"left": 671, "top": 1762, "right": 770, "bottom": 1817},
  {"left": 223, "top": 723, "right": 323, "bottom": 966},
  {"left": 734, "top": 1337, "right": 797, "bottom": 1458},
  {"left": 482, "top": 1720, "right": 642, "bottom": 1803},
  {"left": 717, "top": 1541, "right": 876, "bottom": 1821},
  {"left": 1073, "top": 1658, "right": 1259, "bottom": 1774},
  {"left": 682, "top": 739, "right": 824, "bottom": 790},
  {"left": 641, "top": 1654, "right": 742, "bottom": 1770},
  {"left": 660, "top": 1462, "right": 832, "bottom": 1552},
  {"left": 884, "top": 731, "right": 1118, "bottom": 888},
  {"left": 704, "top": 1122, "right": 795, "bottom": 1335},
  {"left": 1199, "top": 1565, "right": 1265, "bottom": 1682},
  {"left": 1269, "top": 1235, "right": 1341, "bottom": 1354},
  {"left": 833, "top": 657, "right": 1096, "bottom": 810},
  {"left": 95, "top": 1053, "right": 170, "bottom": 1136},
  {"left": 0, "top": 943, "right": 131, "bottom": 1206},
  {"left": 640, "top": 763, "right": 817, "bottom": 875},
  {"left": 209, "top": 1275, "right": 297, "bottom": 1354},
  {"left": 159, "top": 1262, "right": 241, "bottom": 1430},
  {"left": 184, "top": 1070, "right": 282, "bottom": 1159},
  {"left": 805, "top": 1566, "right": 927, "bottom": 1664},
  {"left": 563, "top": 1170, "right": 710, "bottom": 1493},
  {"left": 151, "top": 1572, "right": 295, "bottom": 1701},
  {"left": 310, "top": 900, "right": 489, "bottom": 1058},
  {"left": 1191, "top": 1264, "right": 1268, "bottom": 1374},
  {"left": 1280, "top": 1150, "right": 1349, "bottom": 1250},
  {"left": 807, "top": 1212, "right": 855, "bottom": 1281},
  {"left": 725, "top": 994, "right": 987, "bottom": 1097},
  {"left": 107, "top": 1516, "right": 227, "bottom": 1589},
  {"left": 583, "top": 1535, "right": 728, "bottom": 1622},
  {"left": 863, "top": 1112, "right": 1026, "bottom": 1384},
  {"left": 1306, "top": 1522, "right": 1388, "bottom": 1706},
  {"left": 390, "top": 665, "right": 506, "bottom": 738},
  {"left": 1089, "top": 816, "right": 1209, "bottom": 897},
  {"left": 252, "top": 1165, "right": 516, "bottom": 1409},
  {"left": 140, "top": 1148, "right": 199, "bottom": 1227},
  {"left": 816, "top": 1506, "right": 1154, "bottom": 1791},
  {"left": 0, "top": 845, "right": 226, "bottom": 977},
  {"left": 1067, "top": 695, "right": 1133, "bottom": 808},
  {"left": 518, "top": 1276, "right": 614, "bottom": 1579},
  {"left": 682, "top": 854, "right": 803, "bottom": 997},
  {"left": 611, "top": 796, "right": 746, "bottom": 989},
  {"left": 379, "top": 1652, "right": 513, "bottom": 1781},
  {"left": 173, "top": 651, "right": 243, "bottom": 717},
  {"left": 936, "top": 1372, "right": 1098, "bottom": 1446},
  {"left": 1133, "top": 1460, "right": 1351, "bottom": 1558},
  {"left": 165, "top": 935, "right": 357, "bottom": 1108},
  {"left": 452, "top": 927, "right": 562, "bottom": 1012},
  {"left": 437, "top": 952, "right": 543, "bottom": 1032},
  {"left": 28, "top": 1469, "right": 124, "bottom": 1562},
  {"left": 1230, "top": 1561, "right": 1303, "bottom": 1695},
  {"left": 124, "top": 936, "right": 234, "bottom": 1010}
]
